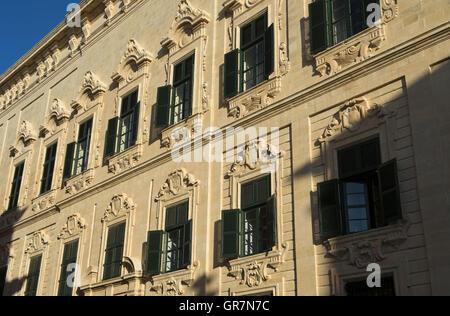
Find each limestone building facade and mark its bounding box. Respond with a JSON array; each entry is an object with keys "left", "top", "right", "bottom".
[{"left": 0, "top": 0, "right": 449, "bottom": 296}]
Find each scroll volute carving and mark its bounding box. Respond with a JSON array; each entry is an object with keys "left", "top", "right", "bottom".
[{"left": 71, "top": 71, "right": 107, "bottom": 111}]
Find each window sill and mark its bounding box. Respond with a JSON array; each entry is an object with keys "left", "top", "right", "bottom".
[
  {"left": 31, "top": 189, "right": 57, "bottom": 213},
  {"left": 106, "top": 143, "right": 143, "bottom": 175},
  {"left": 226, "top": 76, "right": 281, "bottom": 119},
  {"left": 225, "top": 242, "right": 289, "bottom": 287},
  {"left": 322, "top": 219, "right": 409, "bottom": 268},
  {"left": 64, "top": 168, "right": 94, "bottom": 196},
  {"left": 160, "top": 112, "right": 204, "bottom": 150},
  {"left": 313, "top": 25, "right": 386, "bottom": 77},
  {"left": 148, "top": 260, "right": 199, "bottom": 296}
]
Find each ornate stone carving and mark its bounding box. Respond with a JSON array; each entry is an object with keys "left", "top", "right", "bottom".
[
  {"left": 227, "top": 243, "right": 288, "bottom": 287},
  {"left": 17, "top": 120, "right": 38, "bottom": 146},
  {"left": 25, "top": 231, "right": 49, "bottom": 254},
  {"left": 323, "top": 220, "right": 409, "bottom": 269},
  {"left": 65, "top": 169, "right": 95, "bottom": 195},
  {"left": 58, "top": 214, "right": 87, "bottom": 240},
  {"left": 223, "top": 0, "right": 264, "bottom": 15},
  {"left": 160, "top": 113, "right": 203, "bottom": 149},
  {"left": 107, "top": 144, "right": 143, "bottom": 175},
  {"left": 155, "top": 169, "right": 199, "bottom": 201},
  {"left": 36, "top": 61, "right": 47, "bottom": 82},
  {"left": 314, "top": 26, "right": 386, "bottom": 77},
  {"left": 318, "top": 97, "right": 389, "bottom": 143},
  {"left": 71, "top": 71, "right": 107, "bottom": 111},
  {"left": 49, "top": 98, "right": 71, "bottom": 124},
  {"left": 32, "top": 190, "right": 57, "bottom": 213},
  {"left": 102, "top": 194, "right": 136, "bottom": 223},
  {"left": 382, "top": 0, "right": 399, "bottom": 23},
  {"left": 68, "top": 35, "right": 80, "bottom": 57},
  {"left": 228, "top": 77, "right": 281, "bottom": 119},
  {"left": 228, "top": 140, "right": 283, "bottom": 177},
  {"left": 111, "top": 39, "right": 153, "bottom": 84},
  {"left": 150, "top": 261, "right": 199, "bottom": 296},
  {"left": 279, "top": 42, "right": 290, "bottom": 76},
  {"left": 82, "top": 18, "right": 91, "bottom": 42},
  {"left": 161, "top": 0, "right": 210, "bottom": 54}
]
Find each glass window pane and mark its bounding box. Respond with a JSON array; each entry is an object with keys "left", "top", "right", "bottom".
[
  {"left": 347, "top": 194, "right": 366, "bottom": 206},
  {"left": 348, "top": 220, "right": 369, "bottom": 233},
  {"left": 348, "top": 207, "right": 368, "bottom": 220},
  {"left": 243, "top": 210, "right": 258, "bottom": 256}
]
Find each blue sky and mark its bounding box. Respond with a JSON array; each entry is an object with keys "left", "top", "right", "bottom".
[{"left": 0, "top": 1, "right": 79, "bottom": 75}]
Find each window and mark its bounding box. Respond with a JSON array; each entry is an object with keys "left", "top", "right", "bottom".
[
  {"left": 224, "top": 13, "right": 274, "bottom": 99},
  {"left": 309, "top": 0, "right": 380, "bottom": 54},
  {"left": 24, "top": 255, "right": 42, "bottom": 296},
  {"left": 0, "top": 266, "right": 7, "bottom": 296},
  {"left": 103, "top": 222, "right": 126, "bottom": 281},
  {"left": 155, "top": 55, "right": 194, "bottom": 128},
  {"left": 63, "top": 119, "right": 93, "bottom": 179},
  {"left": 58, "top": 240, "right": 79, "bottom": 296},
  {"left": 8, "top": 161, "right": 25, "bottom": 210},
  {"left": 221, "top": 175, "right": 277, "bottom": 260},
  {"left": 104, "top": 90, "right": 140, "bottom": 158},
  {"left": 318, "top": 138, "right": 403, "bottom": 239},
  {"left": 40, "top": 143, "right": 58, "bottom": 194},
  {"left": 345, "top": 276, "right": 396, "bottom": 296},
  {"left": 145, "top": 201, "right": 192, "bottom": 275}
]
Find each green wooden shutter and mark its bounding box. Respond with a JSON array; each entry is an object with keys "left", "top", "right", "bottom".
[
  {"left": 309, "top": 0, "right": 329, "bottom": 54},
  {"left": 264, "top": 24, "right": 274, "bottom": 79},
  {"left": 181, "top": 220, "right": 192, "bottom": 268},
  {"left": 222, "top": 209, "right": 241, "bottom": 259},
  {"left": 260, "top": 195, "right": 277, "bottom": 252},
  {"left": 131, "top": 101, "right": 140, "bottom": 145},
  {"left": 58, "top": 240, "right": 79, "bottom": 296},
  {"left": 63, "top": 142, "right": 76, "bottom": 180},
  {"left": 146, "top": 231, "right": 164, "bottom": 275},
  {"left": 103, "top": 223, "right": 125, "bottom": 281},
  {"left": 224, "top": 49, "right": 240, "bottom": 99},
  {"left": 105, "top": 117, "right": 118, "bottom": 158},
  {"left": 378, "top": 159, "right": 403, "bottom": 224},
  {"left": 318, "top": 179, "right": 343, "bottom": 239},
  {"left": 156, "top": 85, "right": 172, "bottom": 128},
  {"left": 25, "top": 255, "right": 42, "bottom": 296}
]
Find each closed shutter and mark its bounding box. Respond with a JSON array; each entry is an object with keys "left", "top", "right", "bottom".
[
  {"left": 146, "top": 231, "right": 164, "bottom": 275},
  {"left": 222, "top": 209, "right": 241, "bottom": 259},
  {"left": 105, "top": 117, "right": 118, "bottom": 158},
  {"left": 264, "top": 24, "right": 274, "bottom": 78},
  {"left": 318, "top": 179, "right": 343, "bottom": 239},
  {"left": 58, "top": 240, "right": 79, "bottom": 296},
  {"left": 224, "top": 49, "right": 240, "bottom": 99},
  {"left": 131, "top": 101, "right": 140, "bottom": 145},
  {"left": 103, "top": 223, "right": 125, "bottom": 280},
  {"left": 25, "top": 255, "right": 42, "bottom": 296},
  {"left": 155, "top": 85, "right": 172, "bottom": 128},
  {"left": 309, "top": 0, "right": 329, "bottom": 54},
  {"left": 63, "top": 142, "right": 76, "bottom": 180},
  {"left": 378, "top": 159, "right": 402, "bottom": 224},
  {"left": 181, "top": 220, "right": 192, "bottom": 268},
  {"left": 260, "top": 195, "right": 277, "bottom": 252}
]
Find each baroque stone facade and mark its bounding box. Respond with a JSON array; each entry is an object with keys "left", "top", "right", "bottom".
[{"left": 0, "top": 0, "right": 449, "bottom": 296}]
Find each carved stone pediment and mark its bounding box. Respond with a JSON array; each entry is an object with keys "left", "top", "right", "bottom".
[
  {"left": 71, "top": 71, "right": 107, "bottom": 111},
  {"left": 155, "top": 169, "right": 199, "bottom": 201},
  {"left": 223, "top": 0, "right": 264, "bottom": 15},
  {"left": 58, "top": 214, "right": 87, "bottom": 240},
  {"left": 111, "top": 39, "right": 153, "bottom": 85},
  {"left": 323, "top": 220, "right": 409, "bottom": 269},
  {"left": 107, "top": 143, "right": 143, "bottom": 175},
  {"left": 227, "top": 76, "right": 281, "bottom": 119},
  {"left": 161, "top": 0, "right": 210, "bottom": 54},
  {"left": 149, "top": 261, "right": 199, "bottom": 296},
  {"left": 25, "top": 231, "right": 49, "bottom": 254},
  {"left": 318, "top": 98, "right": 390, "bottom": 143},
  {"left": 17, "top": 121, "right": 38, "bottom": 146},
  {"left": 227, "top": 243, "right": 289, "bottom": 287},
  {"left": 49, "top": 98, "right": 71, "bottom": 124},
  {"left": 102, "top": 194, "right": 136, "bottom": 223}
]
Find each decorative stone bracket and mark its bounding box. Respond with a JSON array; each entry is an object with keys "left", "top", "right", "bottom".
[
  {"left": 49, "top": 98, "right": 71, "bottom": 125},
  {"left": 107, "top": 143, "right": 143, "bottom": 175},
  {"left": 71, "top": 71, "right": 107, "bottom": 112},
  {"left": 65, "top": 168, "right": 95, "bottom": 195},
  {"left": 17, "top": 121, "right": 38, "bottom": 147},
  {"left": 323, "top": 220, "right": 409, "bottom": 269},
  {"left": 226, "top": 243, "right": 289, "bottom": 288},
  {"left": 227, "top": 76, "right": 281, "bottom": 119},
  {"left": 149, "top": 261, "right": 200, "bottom": 296}
]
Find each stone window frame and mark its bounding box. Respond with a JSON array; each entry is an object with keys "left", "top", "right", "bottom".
[
  {"left": 229, "top": 283, "right": 280, "bottom": 296},
  {"left": 52, "top": 213, "right": 87, "bottom": 296},
  {"left": 97, "top": 194, "right": 136, "bottom": 284}
]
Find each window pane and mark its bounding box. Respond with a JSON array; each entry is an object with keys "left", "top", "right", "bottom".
[
  {"left": 332, "top": 0, "right": 348, "bottom": 44},
  {"left": 243, "top": 209, "right": 258, "bottom": 256},
  {"left": 348, "top": 220, "right": 369, "bottom": 233},
  {"left": 346, "top": 182, "right": 365, "bottom": 194},
  {"left": 255, "top": 16, "right": 266, "bottom": 38},
  {"left": 243, "top": 46, "right": 256, "bottom": 91},
  {"left": 348, "top": 207, "right": 368, "bottom": 220},
  {"left": 242, "top": 24, "right": 252, "bottom": 45},
  {"left": 350, "top": 0, "right": 364, "bottom": 34}
]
